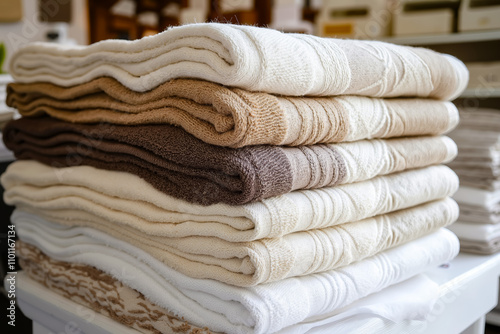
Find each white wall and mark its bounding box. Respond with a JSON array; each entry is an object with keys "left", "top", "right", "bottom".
[{"left": 0, "top": 0, "right": 89, "bottom": 73}]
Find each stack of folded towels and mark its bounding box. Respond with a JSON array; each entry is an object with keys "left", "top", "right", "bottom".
[
  {"left": 0, "top": 74, "right": 15, "bottom": 129},
  {"left": 2, "top": 23, "right": 468, "bottom": 333},
  {"left": 447, "top": 108, "right": 500, "bottom": 255}
]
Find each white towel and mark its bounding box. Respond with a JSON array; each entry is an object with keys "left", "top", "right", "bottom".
[
  {"left": 2, "top": 160, "right": 460, "bottom": 241},
  {"left": 448, "top": 221, "right": 500, "bottom": 242},
  {"left": 10, "top": 23, "right": 468, "bottom": 99},
  {"left": 277, "top": 274, "right": 440, "bottom": 334},
  {"left": 453, "top": 186, "right": 500, "bottom": 211},
  {"left": 13, "top": 210, "right": 459, "bottom": 334}
]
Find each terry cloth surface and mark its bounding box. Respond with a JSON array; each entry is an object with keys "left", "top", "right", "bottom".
[
  {"left": 18, "top": 242, "right": 441, "bottom": 334},
  {"left": 2, "top": 160, "right": 459, "bottom": 242},
  {"left": 6, "top": 80, "right": 460, "bottom": 148},
  {"left": 276, "top": 274, "right": 440, "bottom": 334},
  {"left": 18, "top": 242, "right": 215, "bottom": 334},
  {"left": 6, "top": 195, "right": 459, "bottom": 286},
  {"left": 13, "top": 211, "right": 459, "bottom": 334},
  {"left": 9, "top": 23, "right": 468, "bottom": 99},
  {"left": 3, "top": 117, "right": 457, "bottom": 205}
]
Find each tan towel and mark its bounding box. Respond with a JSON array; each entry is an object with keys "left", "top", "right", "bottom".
[
  {"left": 2, "top": 160, "right": 459, "bottom": 242},
  {"left": 7, "top": 78, "right": 460, "bottom": 148},
  {"left": 458, "top": 238, "right": 500, "bottom": 255},
  {"left": 18, "top": 241, "right": 215, "bottom": 334},
  {"left": 14, "top": 197, "right": 458, "bottom": 286},
  {"left": 9, "top": 23, "right": 468, "bottom": 99},
  {"left": 3, "top": 117, "right": 457, "bottom": 205}
]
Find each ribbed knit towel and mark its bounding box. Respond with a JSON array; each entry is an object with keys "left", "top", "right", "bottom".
[
  {"left": 18, "top": 241, "right": 215, "bottom": 334},
  {"left": 3, "top": 117, "right": 457, "bottom": 205},
  {"left": 7, "top": 193, "right": 459, "bottom": 285},
  {"left": 6, "top": 79, "right": 460, "bottom": 148},
  {"left": 9, "top": 23, "right": 468, "bottom": 99},
  {"left": 14, "top": 211, "right": 459, "bottom": 334},
  {"left": 2, "top": 160, "right": 459, "bottom": 242}
]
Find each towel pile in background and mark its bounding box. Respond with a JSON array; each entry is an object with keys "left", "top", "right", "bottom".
[
  {"left": 448, "top": 108, "right": 500, "bottom": 254},
  {"left": 0, "top": 74, "right": 15, "bottom": 129},
  {"left": 2, "top": 23, "right": 468, "bottom": 333}
]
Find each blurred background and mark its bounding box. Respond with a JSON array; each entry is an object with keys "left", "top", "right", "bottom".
[{"left": 0, "top": 1, "right": 500, "bottom": 333}]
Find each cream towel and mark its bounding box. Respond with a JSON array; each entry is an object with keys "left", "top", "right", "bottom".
[
  {"left": 2, "top": 160, "right": 459, "bottom": 242},
  {"left": 6, "top": 78, "right": 460, "bottom": 147},
  {"left": 14, "top": 211, "right": 459, "bottom": 334},
  {"left": 10, "top": 23, "right": 468, "bottom": 99},
  {"left": 10, "top": 198, "right": 458, "bottom": 286}
]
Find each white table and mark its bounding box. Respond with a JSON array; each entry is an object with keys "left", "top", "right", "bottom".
[{"left": 12, "top": 252, "right": 500, "bottom": 334}]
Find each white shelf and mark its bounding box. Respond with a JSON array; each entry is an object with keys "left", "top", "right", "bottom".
[
  {"left": 460, "top": 87, "right": 500, "bottom": 98},
  {"left": 382, "top": 30, "right": 500, "bottom": 45}
]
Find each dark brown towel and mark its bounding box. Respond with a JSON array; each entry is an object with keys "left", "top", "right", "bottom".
[
  {"left": 3, "top": 117, "right": 296, "bottom": 205},
  {"left": 3, "top": 117, "right": 457, "bottom": 206}
]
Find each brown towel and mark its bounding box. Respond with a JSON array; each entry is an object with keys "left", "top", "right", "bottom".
[
  {"left": 6, "top": 77, "right": 458, "bottom": 148},
  {"left": 18, "top": 241, "right": 215, "bottom": 334},
  {"left": 3, "top": 117, "right": 456, "bottom": 205}
]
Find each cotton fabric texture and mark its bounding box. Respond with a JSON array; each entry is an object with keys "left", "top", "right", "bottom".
[
  {"left": 17, "top": 241, "right": 215, "bottom": 334},
  {"left": 6, "top": 79, "right": 460, "bottom": 148},
  {"left": 2, "top": 160, "right": 459, "bottom": 242},
  {"left": 13, "top": 210, "right": 459, "bottom": 334},
  {"left": 3, "top": 117, "right": 457, "bottom": 205},
  {"left": 3, "top": 161, "right": 459, "bottom": 286},
  {"left": 9, "top": 23, "right": 468, "bottom": 99},
  {"left": 18, "top": 241, "right": 442, "bottom": 334}
]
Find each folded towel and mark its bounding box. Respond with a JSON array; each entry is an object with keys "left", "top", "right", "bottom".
[
  {"left": 6, "top": 80, "right": 460, "bottom": 148},
  {"left": 3, "top": 117, "right": 457, "bottom": 205},
  {"left": 458, "top": 202, "right": 499, "bottom": 224},
  {"left": 453, "top": 186, "right": 500, "bottom": 212},
  {"left": 13, "top": 211, "right": 459, "bottom": 334},
  {"left": 277, "top": 275, "right": 440, "bottom": 334},
  {"left": 9, "top": 23, "right": 468, "bottom": 99},
  {"left": 18, "top": 241, "right": 441, "bottom": 334},
  {"left": 8, "top": 196, "right": 459, "bottom": 286},
  {"left": 448, "top": 221, "right": 500, "bottom": 254},
  {"left": 448, "top": 221, "right": 500, "bottom": 242},
  {"left": 456, "top": 238, "right": 500, "bottom": 255},
  {"left": 18, "top": 241, "right": 215, "bottom": 334},
  {"left": 2, "top": 160, "right": 459, "bottom": 242}
]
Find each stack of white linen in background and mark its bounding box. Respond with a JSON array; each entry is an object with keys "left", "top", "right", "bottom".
[
  {"left": 448, "top": 108, "right": 500, "bottom": 254},
  {"left": 2, "top": 23, "right": 468, "bottom": 333}
]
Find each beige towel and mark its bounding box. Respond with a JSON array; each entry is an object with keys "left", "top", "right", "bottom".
[
  {"left": 9, "top": 23, "right": 468, "bottom": 99},
  {"left": 15, "top": 198, "right": 459, "bottom": 286},
  {"left": 18, "top": 242, "right": 215, "bottom": 334},
  {"left": 2, "top": 160, "right": 459, "bottom": 242},
  {"left": 7, "top": 78, "right": 460, "bottom": 147}
]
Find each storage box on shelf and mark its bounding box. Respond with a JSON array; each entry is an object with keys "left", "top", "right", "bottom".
[
  {"left": 316, "top": 0, "right": 392, "bottom": 39},
  {"left": 392, "top": 0, "right": 459, "bottom": 36},
  {"left": 459, "top": 0, "right": 500, "bottom": 32}
]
